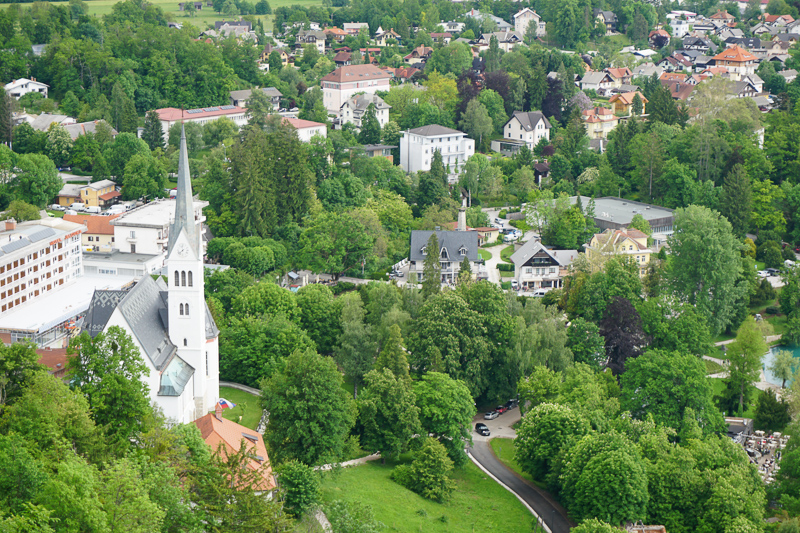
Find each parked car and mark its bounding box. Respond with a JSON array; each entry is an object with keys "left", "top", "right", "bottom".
[
  {"left": 511, "top": 280, "right": 519, "bottom": 290},
  {"left": 504, "top": 399, "right": 518, "bottom": 410},
  {"left": 495, "top": 405, "right": 507, "bottom": 414},
  {"left": 757, "top": 270, "right": 769, "bottom": 278},
  {"left": 50, "top": 204, "right": 65, "bottom": 211},
  {"left": 393, "top": 270, "right": 404, "bottom": 278},
  {"left": 494, "top": 217, "right": 503, "bottom": 224},
  {"left": 766, "top": 268, "right": 780, "bottom": 276},
  {"left": 475, "top": 423, "right": 490, "bottom": 436},
  {"left": 484, "top": 411, "right": 499, "bottom": 420}
]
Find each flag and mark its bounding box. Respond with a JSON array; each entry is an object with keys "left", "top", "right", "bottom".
[{"left": 218, "top": 398, "right": 236, "bottom": 409}]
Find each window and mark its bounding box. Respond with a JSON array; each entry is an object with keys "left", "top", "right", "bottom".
[
  {"left": 185, "top": 303, "right": 189, "bottom": 315},
  {"left": 179, "top": 303, "right": 184, "bottom": 315},
  {"left": 188, "top": 271, "right": 193, "bottom": 286},
  {"left": 181, "top": 271, "right": 186, "bottom": 286},
  {"left": 131, "top": 244, "right": 136, "bottom": 253},
  {"left": 206, "top": 351, "right": 209, "bottom": 376},
  {"left": 184, "top": 338, "right": 188, "bottom": 346},
  {"left": 88, "top": 236, "right": 93, "bottom": 242},
  {"left": 174, "top": 271, "right": 180, "bottom": 286},
  {"left": 130, "top": 231, "right": 136, "bottom": 238}
]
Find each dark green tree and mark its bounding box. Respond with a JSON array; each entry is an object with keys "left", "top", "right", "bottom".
[
  {"left": 358, "top": 103, "right": 381, "bottom": 145},
  {"left": 719, "top": 164, "right": 752, "bottom": 237},
  {"left": 142, "top": 110, "right": 165, "bottom": 150},
  {"left": 413, "top": 372, "right": 474, "bottom": 466},
  {"left": 0, "top": 89, "right": 12, "bottom": 146},
  {"left": 374, "top": 324, "right": 410, "bottom": 383},
  {"left": 275, "top": 460, "right": 320, "bottom": 516},
  {"left": 421, "top": 232, "right": 441, "bottom": 299},
  {"left": 261, "top": 347, "right": 356, "bottom": 465},
  {"left": 358, "top": 368, "right": 421, "bottom": 461},
  {"left": 754, "top": 388, "right": 790, "bottom": 433},
  {"left": 334, "top": 292, "right": 377, "bottom": 398}
]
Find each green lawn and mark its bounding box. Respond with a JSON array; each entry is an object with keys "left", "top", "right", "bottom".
[
  {"left": 218, "top": 386, "right": 262, "bottom": 430},
  {"left": 705, "top": 359, "right": 724, "bottom": 375},
  {"left": 487, "top": 438, "right": 546, "bottom": 490},
  {"left": 500, "top": 245, "right": 515, "bottom": 263},
  {"left": 478, "top": 249, "right": 491, "bottom": 261},
  {"left": 319, "top": 457, "right": 535, "bottom": 532}
]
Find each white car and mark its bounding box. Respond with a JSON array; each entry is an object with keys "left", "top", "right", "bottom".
[
  {"left": 757, "top": 270, "right": 769, "bottom": 278},
  {"left": 484, "top": 411, "right": 499, "bottom": 420}
]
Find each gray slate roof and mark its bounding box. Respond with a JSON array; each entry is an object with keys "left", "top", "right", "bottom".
[
  {"left": 510, "top": 240, "right": 578, "bottom": 267},
  {"left": 342, "top": 93, "right": 390, "bottom": 112},
  {"left": 31, "top": 114, "right": 70, "bottom": 132},
  {"left": 83, "top": 289, "right": 129, "bottom": 338},
  {"left": 409, "top": 230, "right": 479, "bottom": 262},
  {"left": 116, "top": 275, "right": 177, "bottom": 371},
  {"left": 508, "top": 111, "right": 551, "bottom": 131},
  {"left": 407, "top": 124, "right": 464, "bottom": 137}
]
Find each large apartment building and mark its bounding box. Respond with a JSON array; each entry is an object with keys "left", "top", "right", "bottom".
[
  {"left": 0, "top": 218, "right": 84, "bottom": 316},
  {"left": 320, "top": 65, "right": 392, "bottom": 113},
  {"left": 399, "top": 125, "right": 475, "bottom": 181}
]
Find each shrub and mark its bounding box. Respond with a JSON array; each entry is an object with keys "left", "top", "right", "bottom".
[
  {"left": 497, "top": 263, "right": 515, "bottom": 272},
  {"left": 390, "top": 439, "right": 456, "bottom": 502},
  {"left": 276, "top": 460, "right": 320, "bottom": 517},
  {"left": 783, "top": 246, "right": 796, "bottom": 261},
  {"left": 501, "top": 281, "right": 512, "bottom": 290},
  {"left": 498, "top": 209, "right": 507, "bottom": 219},
  {"left": 332, "top": 281, "right": 356, "bottom": 295}
]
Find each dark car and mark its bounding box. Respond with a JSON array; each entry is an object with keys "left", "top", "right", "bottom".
[
  {"left": 495, "top": 405, "right": 507, "bottom": 414},
  {"left": 475, "top": 423, "right": 490, "bottom": 436},
  {"left": 766, "top": 268, "right": 780, "bottom": 276},
  {"left": 504, "top": 399, "right": 518, "bottom": 410}
]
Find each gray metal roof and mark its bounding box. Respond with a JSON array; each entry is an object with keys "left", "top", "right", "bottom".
[
  {"left": 341, "top": 93, "right": 390, "bottom": 113},
  {"left": 572, "top": 196, "right": 674, "bottom": 225},
  {"left": 409, "top": 230, "right": 479, "bottom": 263},
  {"left": 406, "top": 124, "right": 464, "bottom": 137}
]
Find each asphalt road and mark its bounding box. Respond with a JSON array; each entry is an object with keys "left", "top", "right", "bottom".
[{"left": 468, "top": 441, "right": 574, "bottom": 533}]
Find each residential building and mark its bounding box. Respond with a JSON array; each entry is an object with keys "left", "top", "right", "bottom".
[
  {"left": 229, "top": 87, "right": 282, "bottom": 108},
  {"left": 110, "top": 197, "right": 208, "bottom": 256},
  {"left": 55, "top": 180, "right": 120, "bottom": 208},
  {"left": 3, "top": 78, "right": 48, "bottom": 100},
  {"left": 324, "top": 27, "right": 348, "bottom": 43},
  {"left": 408, "top": 229, "right": 479, "bottom": 284},
  {"left": 178, "top": 2, "right": 203, "bottom": 10},
  {"left": 582, "top": 107, "right": 619, "bottom": 139},
  {"left": 606, "top": 67, "right": 633, "bottom": 87},
  {"left": 430, "top": 32, "right": 452, "bottom": 44},
  {"left": 510, "top": 240, "right": 578, "bottom": 291},
  {"left": 296, "top": 29, "right": 326, "bottom": 55},
  {"left": 580, "top": 71, "right": 616, "bottom": 91},
  {"left": 480, "top": 31, "right": 524, "bottom": 53},
  {"left": 463, "top": 9, "right": 512, "bottom": 32},
  {"left": 779, "top": 68, "right": 797, "bottom": 83},
  {"left": 501, "top": 111, "right": 551, "bottom": 150},
  {"left": 333, "top": 51, "right": 352, "bottom": 66},
  {"left": 339, "top": 93, "right": 391, "bottom": 129},
  {"left": 259, "top": 44, "right": 289, "bottom": 66},
  {"left": 29, "top": 113, "right": 76, "bottom": 132},
  {"left": 713, "top": 44, "right": 758, "bottom": 80},
  {"left": 195, "top": 408, "right": 276, "bottom": 492},
  {"left": 399, "top": 125, "right": 475, "bottom": 179},
  {"left": 586, "top": 228, "right": 652, "bottom": 277},
  {"left": 594, "top": 9, "right": 619, "bottom": 32},
  {"left": 442, "top": 21, "right": 465, "bottom": 33},
  {"left": 649, "top": 29, "right": 671, "bottom": 47},
  {"left": 63, "top": 120, "right": 117, "bottom": 141},
  {"left": 404, "top": 45, "right": 433, "bottom": 62},
  {"left": 82, "top": 126, "right": 219, "bottom": 424},
  {"left": 514, "top": 8, "right": 546, "bottom": 38},
  {"left": 353, "top": 144, "right": 396, "bottom": 164},
  {"left": 0, "top": 218, "right": 84, "bottom": 317},
  {"left": 36, "top": 347, "right": 68, "bottom": 379},
  {"left": 710, "top": 9, "right": 736, "bottom": 23},
  {"left": 320, "top": 64, "right": 392, "bottom": 113},
  {"left": 375, "top": 28, "right": 401, "bottom": 46},
  {"left": 283, "top": 117, "right": 327, "bottom": 142},
  {"left": 64, "top": 213, "right": 121, "bottom": 252},
  {"left": 153, "top": 106, "right": 248, "bottom": 141},
  {"left": 608, "top": 91, "right": 648, "bottom": 115},
  {"left": 343, "top": 22, "right": 369, "bottom": 35},
  {"left": 82, "top": 249, "right": 165, "bottom": 278}
]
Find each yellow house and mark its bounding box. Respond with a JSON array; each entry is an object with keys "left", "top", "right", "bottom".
[
  {"left": 608, "top": 91, "right": 648, "bottom": 116},
  {"left": 585, "top": 228, "right": 652, "bottom": 277},
  {"left": 63, "top": 213, "right": 121, "bottom": 251},
  {"left": 57, "top": 180, "right": 119, "bottom": 208}
]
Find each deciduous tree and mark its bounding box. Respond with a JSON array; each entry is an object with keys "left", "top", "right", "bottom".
[
  {"left": 413, "top": 372, "right": 474, "bottom": 466},
  {"left": 358, "top": 368, "right": 420, "bottom": 460}
]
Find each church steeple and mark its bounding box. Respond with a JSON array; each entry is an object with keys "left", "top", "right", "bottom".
[{"left": 169, "top": 124, "right": 199, "bottom": 256}]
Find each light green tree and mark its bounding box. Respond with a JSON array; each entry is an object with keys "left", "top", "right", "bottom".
[
  {"left": 413, "top": 372, "right": 474, "bottom": 466},
  {"left": 770, "top": 349, "right": 796, "bottom": 389},
  {"left": 725, "top": 319, "right": 771, "bottom": 414},
  {"left": 459, "top": 98, "right": 493, "bottom": 151}
]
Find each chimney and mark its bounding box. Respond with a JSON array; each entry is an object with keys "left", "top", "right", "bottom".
[
  {"left": 5, "top": 219, "right": 16, "bottom": 231},
  {"left": 458, "top": 207, "right": 467, "bottom": 232},
  {"left": 215, "top": 402, "right": 223, "bottom": 421}
]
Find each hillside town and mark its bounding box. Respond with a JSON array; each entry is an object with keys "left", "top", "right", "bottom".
[{"left": 3, "top": 0, "right": 800, "bottom": 530}]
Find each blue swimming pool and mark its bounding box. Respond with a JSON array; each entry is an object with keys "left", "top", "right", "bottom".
[{"left": 763, "top": 345, "right": 800, "bottom": 387}]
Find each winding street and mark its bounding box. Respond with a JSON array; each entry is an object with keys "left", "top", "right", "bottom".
[{"left": 468, "top": 408, "right": 574, "bottom": 533}]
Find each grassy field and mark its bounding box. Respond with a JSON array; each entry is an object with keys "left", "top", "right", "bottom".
[
  {"left": 705, "top": 359, "right": 724, "bottom": 375},
  {"left": 478, "top": 249, "right": 491, "bottom": 261},
  {"left": 500, "top": 245, "right": 514, "bottom": 263},
  {"left": 487, "top": 437, "right": 547, "bottom": 490},
  {"left": 0, "top": 0, "right": 323, "bottom": 31},
  {"left": 319, "top": 457, "right": 535, "bottom": 533},
  {"left": 218, "top": 385, "right": 262, "bottom": 430}
]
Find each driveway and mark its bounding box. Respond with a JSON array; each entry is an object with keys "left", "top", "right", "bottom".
[{"left": 469, "top": 408, "right": 573, "bottom": 533}]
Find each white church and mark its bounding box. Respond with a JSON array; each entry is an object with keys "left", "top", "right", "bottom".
[{"left": 82, "top": 126, "right": 219, "bottom": 424}]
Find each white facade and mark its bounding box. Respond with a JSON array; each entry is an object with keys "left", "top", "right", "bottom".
[
  {"left": 284, "top": 118, "right": 327, "bottom": 142},
  {"left": 154, "top": 107, "right": 249, "bottom": 142},
  {"left": 320, "top": 65, "right": 392, "bottom": 113},
  {"left": 503, "top": 111, "right": 551, "bottom": 150},
  {"left": 514, "top": 8, "right": 546, "bottom": 38},
  {"left": 339, "top": 94, "right": 391, "bottom": 129},
  {"left": 0, "top": 218, "right": 84, "bottom": 316},
  {"left": 4, "top": 78, "right": 49, "bottom": 100},
  {"left": 400, "top": 125, "right": 475, "bottom": 180},
  {"left": 110, "top": 199, "right": 207, "bottom": 256}
]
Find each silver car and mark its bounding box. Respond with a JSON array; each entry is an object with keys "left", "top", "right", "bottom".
[{"left": 484, "top": 411, "right": 499, "bottom": 420}]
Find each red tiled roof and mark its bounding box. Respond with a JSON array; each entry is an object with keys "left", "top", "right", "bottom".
[
  {"left": 155, "top": 106, "right": 246, "bottom": 121},
  {"left": 37, "top": 347, "right": 68, "bottom": 377},
  {"left": 660, "top": 72, "right": 687, "bottom": 82},
  {"left": 609, "top": 91, "right": 648, "bottom": 105},
  {"left": 713, "top": 44, "right": 757, "bottom": 63},
  {"left": 606, "top": 67, "right": 631, "bottom": 79},
  {"left": 320, "top": 64, "right": 391, "bottom": 83},
  {"left": 283, "top": 117, "right": 325, "bottom": 130},
  {"left": 99, "top": 190, "right": 121, "bottom": 201},
  {"left": 63, "top": 213, "right": 120, "bottom": 235},
  {"left": 194, "top": 412, "right": 276, "bottom": 491}
]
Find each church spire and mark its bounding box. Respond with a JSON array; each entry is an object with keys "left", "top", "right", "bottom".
[{"left": 169, "top": 124, "right": 198, "bottom": 255}]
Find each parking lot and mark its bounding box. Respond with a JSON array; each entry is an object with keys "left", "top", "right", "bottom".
[{"left": 473, "top": 405, "right": 521, "bottom": 443}]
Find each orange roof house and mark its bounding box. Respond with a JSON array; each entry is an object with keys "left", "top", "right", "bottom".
[
  {"left": 660, "top": 72, "right": 687, "bottom": 82},
  {"left": 37, "top": 347, "right": 69, "bottom": 379},
  {"left": 194, "top": 410, "right": 276, "bottom": 492},
  {"left": 609, "top": 91, "right": 648, "bottom": 115},
  {"left": 710, "top": 9, "right": 735, "bottom": 22},
  {"left": 712, "top": 44, "right": 757, "bottom": 79}
]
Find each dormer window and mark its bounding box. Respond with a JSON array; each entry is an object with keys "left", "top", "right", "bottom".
[
  {"left": 440, "top": 247, "right": 448, "bottom": 260},
  {"left": 459, "top": 246, "right": 467, "bottom": 255},
  {"left": 421, "top": 246, "right": 427, "bottom": 256}
]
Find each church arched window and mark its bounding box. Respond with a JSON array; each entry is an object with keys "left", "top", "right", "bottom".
[
  {"left": 188, "top": 271, "right": 193, "bottom": 287},
  {"left": 181, "top": 271, "right": 186, "bottom": 286},
  {"left": 185, "top": 303, "right": 189, "bottom": 315},
  {"left": 174, "top": 271, "right": 179, "bottom": 286},
  {"left": 179, "top": 303, "right": 184, "bottom": 315},
  {"left": 184, "top": 338, "right": 188, "bottom": 346}
]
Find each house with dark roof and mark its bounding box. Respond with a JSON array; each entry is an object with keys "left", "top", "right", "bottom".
[
  {"left": 81, "top": 126, "right": 220, "bottom": 424},
  {"left": 498, "top": 111, "right": 551, "bottom": 152},
  {"left": 399, "top": 125, "right": 475, "bottom": 180},
  {"left": 229, "top": 87, "right": 282, "bottom": 108},
  {"left": 510, "top": 240, "right": 578, "bottom": 292},
  {"left": 409, "top": 229, "right": 479, "bottom": 284},
  {"left": 594, "top": 9, "right": 618, "bottom": 32},
  {"left": 338, "top": 93, "right": 391, "bottom": 130}
]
